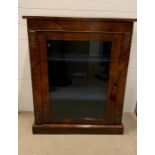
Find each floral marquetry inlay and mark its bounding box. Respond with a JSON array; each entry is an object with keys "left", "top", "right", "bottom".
[
  {"left": 29, "top": 31, "right": 37, "bottom": 49},
  {"left": 122, "top": 32, "right": 131, "bottom": 53}
]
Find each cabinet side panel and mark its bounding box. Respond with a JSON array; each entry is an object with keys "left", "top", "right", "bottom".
[
  {"left": 114, "top": 26, "right": 133, "bottom": 124},
  {"left": 38, "top": 33, "right": 51, "bottom": 123},
  {"left": 28, "top": 30, "right": 43, "bottom": 124}
]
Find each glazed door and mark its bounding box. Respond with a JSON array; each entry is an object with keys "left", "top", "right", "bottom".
[{"left": 38, "top": 32, "right": 122, "bottom": 124}]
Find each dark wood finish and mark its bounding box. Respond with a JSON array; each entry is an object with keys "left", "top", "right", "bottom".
[
  {"left": 113, "top": 33, "right": 133, "bottom": 124},
  {"left": 28, "top": 31, "right": 43, "bottom": 125},
  {"left": 24, "top": 16, "right": 134, "bottom": 134},
  {"left": 33, "top": 124, "right": 124, "bottom": 134},
  {"left": 27, "top": 21, "right": 133, "bottom": 33},
  {"left": 23, "top": 16, "right": 136, "bottom": 22},
  {"left": 23, "top": 16, "right": 135, "bottom": 33}
]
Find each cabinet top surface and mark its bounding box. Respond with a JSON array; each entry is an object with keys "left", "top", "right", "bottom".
[{"left": 23, "top": 16, "right": 136, "bottom": 22}]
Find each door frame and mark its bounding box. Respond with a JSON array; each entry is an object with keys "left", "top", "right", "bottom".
[{"left": 37, "top": 31, "right": 122, "bottom": 125}]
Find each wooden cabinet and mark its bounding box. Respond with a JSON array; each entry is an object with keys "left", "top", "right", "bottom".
[{"left": 23, "top": 16, "right": 136, "bottom": 134}]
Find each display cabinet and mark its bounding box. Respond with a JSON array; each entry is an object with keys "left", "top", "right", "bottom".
[{"left": 23, "top": 16, "right": 136, "bottom": 134}]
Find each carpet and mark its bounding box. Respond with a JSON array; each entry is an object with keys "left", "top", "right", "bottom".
[{"left": 18, "top": 112, "right": 136, "bottom": 155}]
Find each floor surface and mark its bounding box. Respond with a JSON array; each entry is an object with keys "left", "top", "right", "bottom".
[{"left": 19, "top": 112, "right": 136, "bottom": 155}]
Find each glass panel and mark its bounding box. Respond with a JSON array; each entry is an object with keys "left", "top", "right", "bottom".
[{"left": 47, "top": 40, "right": 112, "bottom": 120}]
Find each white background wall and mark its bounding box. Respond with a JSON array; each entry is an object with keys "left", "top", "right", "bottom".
[{"left": 18, "top": 0, "right": 137, "bottom": 112}]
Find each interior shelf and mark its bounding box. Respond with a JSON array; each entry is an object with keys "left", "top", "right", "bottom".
[{"left": 47, "top": 52, "right": 111, "bottom": 62}]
